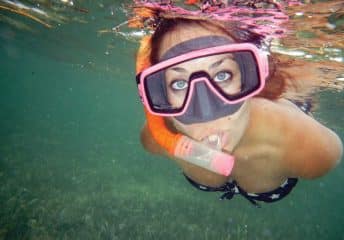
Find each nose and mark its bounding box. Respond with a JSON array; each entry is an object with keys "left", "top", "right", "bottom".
[
  {"left": 176, "top": 79, "right": 230, "bottom": 124},
  {"left": 192, "top": 81, "right": 220, "bottom": 120},
  {"left": 175, "top": 72, "right": 244, "bottom": 124}
]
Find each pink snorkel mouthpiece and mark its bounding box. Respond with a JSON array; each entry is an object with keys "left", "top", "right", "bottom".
[{"left": 210, "top": 153, "right": 235, "bottom": 176}]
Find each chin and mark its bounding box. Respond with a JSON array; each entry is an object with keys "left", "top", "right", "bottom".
[{"left": 170, "top": 101, "right": 250, "bottom": 142}]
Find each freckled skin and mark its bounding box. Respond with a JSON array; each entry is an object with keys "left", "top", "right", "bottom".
[{"left": 140, "top": 24, "right": 343, "bottom": 193}]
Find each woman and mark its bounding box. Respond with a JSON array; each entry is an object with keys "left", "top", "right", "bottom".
[{"left": 135, "top": 17, "right": 343, "bottom": 206}]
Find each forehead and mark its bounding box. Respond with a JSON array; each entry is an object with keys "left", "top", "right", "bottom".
[{"left": 166, "top": 53, "right": 236, "bottom": 71}]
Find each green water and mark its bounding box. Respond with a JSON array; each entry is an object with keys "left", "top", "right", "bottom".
[{"left": 1, "top": 1, "right": 344, "bottom": 239}]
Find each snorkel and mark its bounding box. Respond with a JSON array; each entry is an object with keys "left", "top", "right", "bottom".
[{"left": 137, "top": 35, "right": 235, "bottom": 176}]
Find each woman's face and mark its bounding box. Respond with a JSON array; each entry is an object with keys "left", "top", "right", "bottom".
[
  {"left": 164, "top": 53, "right": 242, "bottom": 108},
  {"left": 159, "top": 26, "right": 251, "bottom": 152}
]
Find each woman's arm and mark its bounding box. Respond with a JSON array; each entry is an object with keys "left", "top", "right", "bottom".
[{"left": 281, "top": 107, "right": 343, "bottom": 179}]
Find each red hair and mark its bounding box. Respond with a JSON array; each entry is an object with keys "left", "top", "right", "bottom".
[{"left": 148, "top": 17, "right": 287, "bottom": 100}]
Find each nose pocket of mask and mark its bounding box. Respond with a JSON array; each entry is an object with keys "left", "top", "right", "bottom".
[{"left": 176, "top": 73, "right": 244, "bottom": 124}]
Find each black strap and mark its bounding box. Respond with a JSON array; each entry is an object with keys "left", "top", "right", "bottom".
[
  {"left": 183, "top": 173, "right": 297, "bottom": 207},
  {"left": 183, "top": 174, "right": 261, "bottom": 207}
]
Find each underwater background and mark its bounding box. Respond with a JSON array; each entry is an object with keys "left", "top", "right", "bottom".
[{"left": 0, "top": 0, "right": 343, "bottom": 239}]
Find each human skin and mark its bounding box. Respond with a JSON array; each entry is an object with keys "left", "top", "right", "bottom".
[
  {"left": 164, "top": 53, "right": 242, "bottom": 108},
  {"left": 140, "top": 23, "right": 343, "bottom": 194}
]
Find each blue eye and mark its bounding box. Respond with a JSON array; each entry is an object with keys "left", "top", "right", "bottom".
[
  {"left": 214, "top": 71, "right": 232, "bottom": 82},
  {"left": 171, "top": 80, "right": 188, "bottom": 90}
]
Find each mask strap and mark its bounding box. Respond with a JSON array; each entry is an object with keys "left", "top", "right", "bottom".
[{"left": 160, "top": 35, "right": 233, "bottom": 61}]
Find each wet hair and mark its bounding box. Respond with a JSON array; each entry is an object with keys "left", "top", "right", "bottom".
[
  {"left": 149, "top": 17, "right": 287, "bottom": 100},
  {"left": 150, "top": 18, "right": 264, "bottom": 63}
]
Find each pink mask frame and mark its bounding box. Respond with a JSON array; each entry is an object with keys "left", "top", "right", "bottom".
[{"left": 136, "top": 43, "right": 269, "bottom": 117}]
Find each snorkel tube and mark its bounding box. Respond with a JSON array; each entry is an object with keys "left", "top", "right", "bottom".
[
  {"left": 136, "top": 35, "right": 182, "bottom": 155},
  {"left": 136, "top": 36, "right": 234, "bottom": 176}
]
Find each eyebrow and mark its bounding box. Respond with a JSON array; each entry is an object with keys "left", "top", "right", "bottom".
[
  {"left": 168, "top": 56, "right": 233, "bottom": 73},
  {"left": 209, "top": 57, "right": 231, "bottom": 69},
  {"left": 169, "top": 67, "right": 187, "bottom": 73}
]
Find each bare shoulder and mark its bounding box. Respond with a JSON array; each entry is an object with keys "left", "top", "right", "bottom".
[
  {"left": 251, "top": 97, "right": 343, "bottom": 179},
  {"left": 250, "top": 97, "right": 305, "bottom": 116}
]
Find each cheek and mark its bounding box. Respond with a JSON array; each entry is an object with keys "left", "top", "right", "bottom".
[
  {"left": 169, "top": 117, "right": 201, "bottom": 138},
  {"left": 165, "top": 77, "right": 186, "bottom": 107},
  {"left": 231, "top": 71, "right": 242, "bottom": 92},
  {"left": 223, "top": 79, "right": 242, "bottom": 95},
  {"left": 170, "top": 117, "right": 188, "bottom": 132},
  {"left": 219, "top": 72, "right": 242, "bottom": 95},
  {"left": 218, "top": 101, "right": 250, "bottom": 133},
  {"left": 167, "top": 91, "right": 184, "bottom": 107},
  {"left": 232, "top": 100, "right": 249, "bottom": 118}
]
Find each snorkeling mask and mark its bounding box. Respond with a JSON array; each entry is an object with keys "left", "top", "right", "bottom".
[{"left": 136, "top": 36, "right": 269, "bottom": 124}]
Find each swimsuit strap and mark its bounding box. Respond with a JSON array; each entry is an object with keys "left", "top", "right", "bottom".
[{"left": 183, "top": 173, "right": 298, "bottom": 207}]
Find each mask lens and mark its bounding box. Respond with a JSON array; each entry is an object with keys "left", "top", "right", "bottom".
[
  {"left": 215, "top": 51, "right": 261, "bottom": 100},
  {"left": 143, "top": 50, "right": 262, "bottom": 114}
]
